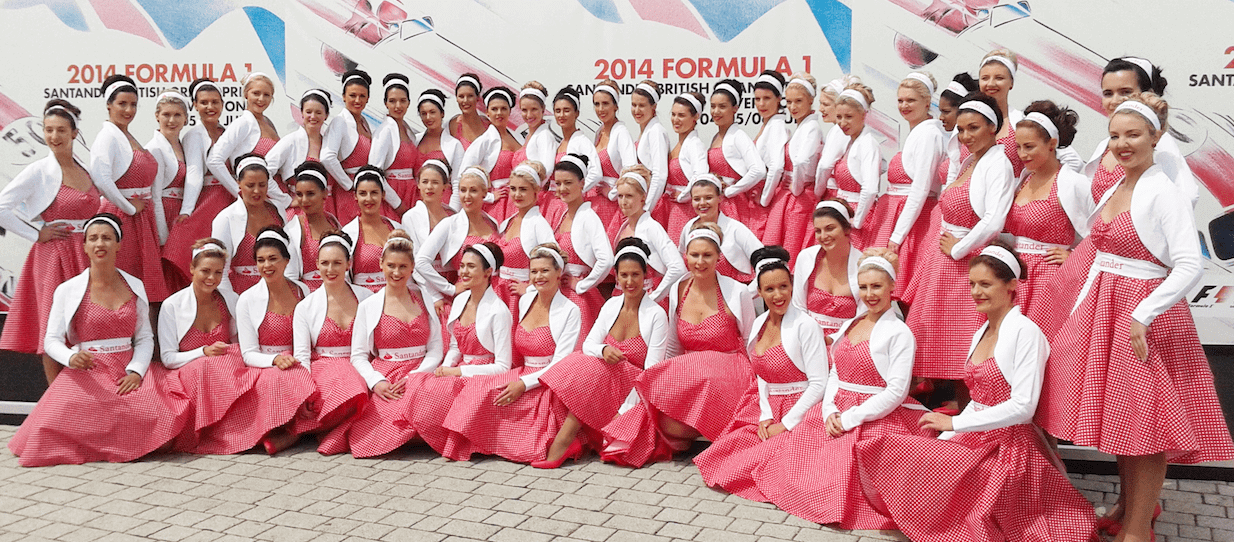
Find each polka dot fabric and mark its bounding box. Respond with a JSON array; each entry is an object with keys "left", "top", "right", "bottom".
[
  {"left": 832, "top": 155, "right": 874, "bottom": 250},
  {"left": 99, "top": 150, "right": 169, "bottom": 301},
  {"left": 653, "top": 158, "right": 694, "bottom": 242},
  {"left": 348, "top": 309, "right": 435, "bottom": 458},
  {"left": 352, "top": 227, "right": 387, "bottom": 293},
  {"left": 554, "top": 229, "right": 603, "bottom": 336},
  {"left": 865, "top": 153, "right": 937, "bottom": 297},
  {"left": 712, "top": 147, "right": 767, "bottom": 239},
  {"left": 483, "top": 150, "right": 517, "bottom": 222},
  {"left": 407, "top": 322, "right": 489, "bottom": 458},
  {"left": 333, "top": 134, "right": 370, "bottom": 224},
  {"left": 806, "top": 264, "right": 858, "bottom": 337},
  {"left": 164, "top": 181, "right": 235, "bottom": 286},
  {"left": 540, "top": 334, "right": 647, "bottom": 445},
  {"left": 308, "top": 317, "right": 369, "bottom": 455},
  {"left": 1005, "top": 174, "right": 1074, "bottom": 318}
]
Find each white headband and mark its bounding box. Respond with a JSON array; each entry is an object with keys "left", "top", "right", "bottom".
[
  {"left": 559, "top": 91, "right": 580, "bottom": 109},
  {"left": 837, "top": 89, "right": 868, "bottom": 110},
  {"left": 614, "top": 245, "right": 649, "bottom": 263},
  {"left": 45, "top": 104, "right": 80, "bottom": 123},
  {"left": 455, "top": 75, "right": 481, "bottom": 92},
  {"left": 420, "top": 159, "right": 449, "bottom": 176},
  {"left": 787, "top": 78, "right": 817, "bottom": 97},
  {"left": 1121, "top": 57, "right": 1155, "bottom": 84},
  {"left": 815, "top": 200, "right": 851, "bottom": 219},
  {"left": 236, "top": 155, "right": 267, "bottom": 173},
  {"left": 355, "top": 168, "right": 387, "bottom": 190},
  {"left": 676, "top": 93, "right": 702, "bottom": 114},
  {"left": 982, "top": 55, "right": 1017, "bottom": 77},
  {"left": 945, "top": 80, "right": 969, "bottom": 97},
  {"left": 512, "top": 164, "right": 542, "bottom": 186},
  {"left": 959, "top": 100, "right": 998, "bottom": 125},
  {"left": 980, "top": 245, "right": 1021, "bottom": 279},
  {"left": 560, "top": 154, "right": 587, "bottom": 175},
  {"left": 243, "top": 72, "right": 271, "bottom": 88},
  {"left": 756, "top": 74, "right": 784, "bottom": 95},
  {"left": 1023, "top": 112, "right": 1059, "bottom": 141},
  {"left": 714, "top": 82, "right": 741, "bottom": 103},
  {"left": 104, "top": 81, "right": 135, "bottom": 101},
  {"left": 319, "top": 234, "right": 353, "bottom": 254},
  {"left": 905, "top": 73, "right": 935, "bottom": 95},
  {"left": 519, "top": 87, "right": 547, "bottom": 103},
  {"left": 485, "top": 88, "right": 514, "bottom": 106},
  {"left": 342, "top": 73, "right": 368, "bottom": 88},
  {"left": 594, "top": 85, "right": 619, "bottom": 102},
  {"left": 823, "top": 79, "right": 846, "bottom": 97},
  {"left": 462, "top": 166, "right": 490, "bottom": 188},
  {"left": 384, "top": 78, "right": 409, "bottom": 95},
  {"left": 688, "top": 173, "right": 722, "bottom": 194},
  {"left": 192, "top": 80, "right": 220, "bottom": 98},
  {"left": 255, "top": 230, "right": 288, "bottom": 248},
  {"left": 530, "top": 246, "right": 565, "bottom": 270},
  {"left": 419, "top": 91, "right": 444, "bottom": 108},
  {"left": 1114, "top": 101, "right": 1161, "bottom": 131},
  {"left": 302, "top": 88, "right": 330, "bottom": 105},
  {"left": 85, "top": 215, "right": 123, "bottom": 240},
  {"left": 192, "top": 242, "right": 227, "bottom": 259},
  {"left": 754, "top": 257, "right": 785, "bottom": 274},
  {"left": 470, "top": 243, "right": 497, "bottom": 270},
  {"left": 619, "top": 171, "right": 648, "bottom": 193},
  {"left": 686, "top": 227, "right": 722, "bottom": 247},
  {"left": 860, "top": 256, "right": 897, "bottom": 282},
  {"left": 383, "top": 236, "right": 413, "bottom": 252},
  {"left": 635, "top": 83, "right": 660, "bottom": 104},
  {"left": 156, "top": 91, "right": 191, "bottom": 113},
  {"left": 297, "top": 168, "right": 327, "bottom": 186}
]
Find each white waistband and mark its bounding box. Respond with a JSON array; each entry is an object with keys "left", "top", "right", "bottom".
[
  {"left": 940, "top": 221, "right": 971, "bottom": 238},
  {"left": 837, "top": 380, "right": 884, "bottom": 395},
  {"left": 524, "top": 355, "right": 552, "bottom": 369},
  {"left": 1072, "top": 251, "right": 1169, "bottom": 314},
  {"left": 302, "top": 270, "right": 322, "bottom": 281},
  {"left": 808, "top": 311, "right": 846, "bottom": 331},
  {"left": 718, "top": 175, "right": 738, "bottom": 187},
  {"left": 462, "top": 353, "right": 495, "bottom": 365},
  {"left": 601, "top": 176, "right": 618, "bottom": 186},
  {"left": 499, "top": 266, "right": 529, "bottom": 282},
  {"left": 233, "top": 265, "right": 259, "bottom": 277},
  {"left": 826, "top": 178, "right": 838, "bottom": 190},
  {"left": 315, "top": 345, "right": 351, "bottom": 358},
  {"left": 377, "top": 345, "right": 428, "bottom": 362},
  {"left": 48, "top": 219, "right": 88, "bottom": 232},
  {"left": 564, "top": 263, "right": 588, "bottom": 278},
  {"left": 1012, "top": 236, "right": 1070, "bottom": 255},
  {"left": 258, "top": 344, "right": 290, "bottom": 355},
  {"left": 344, "top": 166, "right": 361, "bottom": 176},
  {"left": 884, "top": 183, "right": 913, "bottom": 196},
  {"left": 490, "top": 177, "right": 510, "bottom": 189},
  {"left": 163, "top": 187, "right": 185, "bottom": 199},
  {"left": 387, "top": 168, "right": 416, "bottom": 181},
  {"left": 119, "top": 187, "right": 152, "bottom": 199},
  {"left": 353, "top": 272, "right": 386, "bottom": 287},
  {"left": 835, "top": 188, "right": 859, "bottom": 201},
  {"left": 970, "top": 400, "right": 993, "bottom": 411},
  {"left": 766, "top": 381, "right": 807, "bottom": 395},
  {"left": 79, "top": 337, "right": 132, "bottom": 354},
  {"left": 205, "top": 175, "right": 223, "bottom": 186}
]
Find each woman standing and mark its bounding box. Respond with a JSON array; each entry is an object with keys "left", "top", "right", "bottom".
[
  {"left": 814, "top": 75, "right": 861, "bottom": 201},
  {"left": 553, "top": 88, "right": 602, "bottom": 210},
  {"left": 862, "top": 245, "right": 1098, "bottom": 542},
  {"left": 265, "top": 89, "right": 332, "bottom": 212},
  {"left": 549, "top": 157, "right": 614, "bottom": 335},
  {"left": 91, "top": 75, "right": 170, "bottom": 302},
  {"left": 792, "top": 201, "right": 862, "bottom": 338},
  {"left": 370, "top": 73, "right": 419, "bottom": 209},
  {"left": 9, "top": 214, "right": 189, "bottom": 467},
  {"left": 708, "top": 79, "right": 767, "bottom": 238},
  {"left": 592, "top": 79, "right": 636, "bottom": 227},
  {"left": 939, "top": 73, "right": 980, "bottom": 186},
  {"left": 443, "top": 244, "right": 582, "bottom": 463},
  {"left": 399, "top": 160, "right": 455, "bottom": 281},
  {"left": 459, "top": 86, "right": 521, "bottom": 221},
  {"left": 515, "top": 82, "right": 558, "bottom": 211},
  {"left": 825, "top": 83, "right": 881, "bottom": 250},
  {"left": 630, "top": 81, "right": 670, "bottom": 218},
  {"left": 346, "top": 230, "right": 444, "bottom": 458},
  {"left": 211, "top": 154, "right": 301, "bottom": 294},
  {"left": 679, "top": 175, "right": 762, "bottom": 283},
  {"left": 416, "top": 89, "right": 465, "bottom": 189},
  {"left": 775, "top": 74, "right": 824, "bottom": 260},
  {"left": 146, "top": 91, "right": 193, "bottom": 288},
  {"left": 447, "top": 73, "right": 490, "bottom": 149},
  {"left": 341, "top": 167, "right": 401, "bottom": 293},
  {"left": 286, "top": 162, "right": 340, "bottom": 291},
  {"left": 609, "top": 167, "right": 686, "bottom": 306},
  {"left": 1038, "top": 95, "right": 1234, "bottom": 542},
  {"left": 206, "top": 72, "right": 291, "bottom": 209},
  {"left": 979, "top": 50, "right": 1025, "bottom": 176},
  {"left": 322, "top": 70, "right": 390, "bottom": 223},
  {"left": 0, "top": 101, "right": 99, "bottom": 382},
  {"left": 415, "top": 167, "right": 501, "bottom": 301},
  {"left": 656, "top": 92, "right": 708, "bottom": 241},
  {"left": 165, "top": 79, "right": 234, "bottom": 280},
  {"left": 751, "top": 71, "right": 791, "bottom": 248},
  {"left": 493, "top": 161, "right": 555, "bottom": 314}
]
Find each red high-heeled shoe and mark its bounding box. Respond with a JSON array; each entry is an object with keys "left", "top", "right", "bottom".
[
  {"left": 910, "top": 379, "right": 934, "bottom": 398},
  {"left": 530, "top": 439, "right": 584, "bottom": 469},
  {"left": 1106, "top": 502, "right": 1161, "bottom": 537}
]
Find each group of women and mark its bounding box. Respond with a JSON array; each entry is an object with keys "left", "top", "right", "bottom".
[{"left": 2, "top": 48, "right": 1231, "bottom": 542}]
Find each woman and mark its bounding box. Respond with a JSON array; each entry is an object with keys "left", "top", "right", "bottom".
[
  {"left": 146, "top": 90, "right": 193, "bottom": 288},
  {"left": 679, "top": 174, "right": 762, "bottom": 283},
  {"left": 767, "top": 73, "right": 823, "bottom": 260},
  {"left": 630, "top": 80, "right": 670, "bottom": 216},
  {"left": 165, "top": 78, "right": 235, "bottom": 281},
  {"left": 708, "top": 79, "right": 767, "bottom": 238},
  {"left": 553, "top": 88, "right": 603, "bottom": 211},
  {"left": 979, "top": 50, "right": 1025, "bottom": 175},
  {"left": 211, "top": 154, "right": 301, "bottom": 294},
  {"left": 443, "top": 244, "right": 582, "bottom": 463},
  {"left": 537, "top": 239, "right": 667, "bottom": 467},
  {"left": 9, "top": 214, "right": 188, "bottom": 467},
  {"left": 904, "top": 94, "right": 1014, "bottom": 388},
  {"left": 824, "top": 83, "right": 881, "bottom": 250},
  {"left": 206, "top": 72, "right": 291, "bottom": 209},
  {"left": 759, "top": 251, "right": 932, "bottom": 528},
  {"left": 608, "top": 166, "right": 686, "bottom": 305},
  {"left": 346, "top": 230, "right": 444, "bottom": 458},
  {"left": 399, "top": 159, "right": 455, "bottom": 282},
  {"left": 868, "top": 73, "right": 946, "bottom": 293},
  {"left": 286, "top": 162, "right": 341, "bottom": 291},
  {"left": 549, "top": 157, "right": 615, "bottom": 336},
  {"left": 90, "top": 75, "right": 170, "bottom": 302},
  {"left": 693, "top": 246, "right": 828, "bottom": 500},
  {"left": 592, "top": 79, "right": 636, "bottom": 227},
  {"left": 370, "top": 73, "right": 420, "bottom": 209},
  {"left": 1004, "top": 100, "right": 1091, "bottom": 319},
  {"left": 265, "top": 89, "right": 333, "bottom": 214},
  {"left": 234, "top": 227, "right": 317, "bottom": 454},
  {"left": 410, "top": 242, "right": 512, "bottom": 456},
  {"left": 0, "top": 100, "right": 98, "bottom": 382},
  {"left": 602, "top": 223, "right": 755, "bottom": 467},
  {"left": 415, "top": 167, "right": 501, "bottom": 301},
  {"left": 459, "top": 86, "right": 521, "bottom": 220},
  {"left": 862, "top": 244, "right": 1098, "bottom": 542},
  {"left": 814, "top": 75, "right": 860, "bottom": 200},
  {"left": 342, "top": 166, "right": 401, "bottom": 292},
  {"left": 792, "top": 201, "right": 862, "bottom": 338},
  {"left": 447, "top": 73, "right": 490, "bottom": 149},
  {"left": 751, "top": 71, "right": 791, "bottom": 248},
  {"left": 416, "top": 88, "right": 465, "bottom": 189},
  {"left": 322, "top": 70, "right": 388, "bottom": 224},
  {"left": 655, "top": 92, "right": 708, "bottom": 241},
  {"left": 293, "top": 232, "right": 374, "bottom": 455},
  {"left": 1038, "top": 95, "right": 1234, "bottom": 542},
  {"left": 493, "top": 161, "right": 555, "bottom": 314},
  {"left": 939, "top": 73, "right": 979, "bottom": 186},
  {"left": 515, "top": 81, "right": 557, "bottom": 173}
]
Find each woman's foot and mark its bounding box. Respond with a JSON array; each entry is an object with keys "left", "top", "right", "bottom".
[
  {"left": 531, "top": 439, "right": 583, "bottom": 469},
  {"left": 262, "top": 428, "right": 300, "bottom": 455}
]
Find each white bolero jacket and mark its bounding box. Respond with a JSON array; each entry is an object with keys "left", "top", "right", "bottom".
[
  {"left": 157, "top": 286, "right": 240, "bottom": 369},
  {"left": 443, "top": 287, "right": 513, "bottom": 376},
  {"left": 45, "top": 270, "right": 153, "bottom": 376},
  {"left": 349, "top": 285, "right": 444, "bottom": 389},
  {"left": 747, "top": 307, "right": 828, "bottom": 429},
  {"left": 292, "top": 283, "right": 373, "bottom": 370}
]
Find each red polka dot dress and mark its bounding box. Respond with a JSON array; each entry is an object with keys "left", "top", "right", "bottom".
[
  {"left": 494, "top": 234, "right": 530, "bottom": 316},
  {"left": 228, "top": 233, "right": 260, "bottom": 294},
  {"left": 806, "top": 266, "right": 858, "bottom": 337},
  {"left": 759, "top": 337, "right": 931, "bottom": 528},
  {"left": 653, "top": 158, "right": 694, "bottom": 242},
  {"left": 1004, "top": 173, "right": 1075, "bottom": 319},
  {"left": 867, "top": 154, "right": 938, "bottom": 296},
  {"left": 333, "top": 135, "right": 370, "bottom": 224},
  {"left": 443, "top": 324, "right": 569, "bottom": 463},
  {"left": 166, "top": 166, "right": 237, "bottom": 284},
  {"left": 296, "top": 213, "right": 341, "bottom": 292},
  {"left": 388, "top": 140, "right": 420, "bottom": 208},
  {"left": 999, "top": 128, "right": 1024, "bottom": 177},
  {"left": 407, "top": 321, "right": 491, "bottom": 457},
  {"left": 554, "top": 230, "right": 603, "bottom": 335},
  {"left": 1036, "top": 211, "right": 1234, "bottom": 463},
  {"left": 99, "top": 150, "right": 170, "bottom": 301},
  {"left": 9, "top": 287, "right": 190, "bottom": 467},
  {"left": 309, "top": 316, "right": 370, "bottom": 455},
  {"left": 711, "top": 148, "right": 766, "bottom": 239},
  {"left": 484, "top": 150, "right": 517, "bottom": 222},
  {"left": 832, "top": 155, "right": 875, "bottom": 251},
  {"left": 241, "top": 310, "right": 317, "bottom": 445},
  {"left": 0, "top": 183, "right": 98, "bottom": 354},
  {"left": 540, "top": 333, "right": 648, "bottom": 451},
  {"left": 159, "top": 162, "right": 191, "bottom": 290},
  {"left": 601, "top": 282, "right": 751, "bottom": 467},
  {"left": 351, "top": 227, "right": 387, "bottom": 293},
  {"left": 764, "top": 147, "right": 814, "bottom": 263},
  {"left": 860, "top": 356, "right": 1098, "bottom": 542},
  {"left": 348, "top": 308, "right": 435, "bottom": 458},
  {"left": 591, "top": 148, "right": 623, "bottom": 229},
  {"left": 903, "top": 180, "right": 987, "bottom": 379}
]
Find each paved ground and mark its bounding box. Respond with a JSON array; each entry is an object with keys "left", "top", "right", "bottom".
[{"left": 0, "top": 425, "right": 1230, "bottom": 542}]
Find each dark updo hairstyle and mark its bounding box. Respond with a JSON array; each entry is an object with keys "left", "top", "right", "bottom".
[
  {"left": 464, "top": 241, "right": 504, "bottom": 271},
  {"left": 86, "top": 212, "right": 124, "bottom": 240},
  {"left": 294, "top": 161, "right": 329, "bottom": 191},
  {"left": 419, "top": 89, "right": 448, "bottom": 114},
  {"left": 189, "top": 78, "right": 221, "bottom": 103},
  {"left": 553, "top": 153, "right": 588, "bottom": 180},
  {"left": 299, "top": 89, "right": 331, "bottom": 114},
  {"left": 939, "top": 72, "right": 977, "bottom": 108},
  {"left": 483, "top": 86, "right": 515, "bottom": 107},
  {"left": 419, "top": 158, "right": 451, "bottom": 180},
  {"left": 673, "top": 92, "right": 705, "bottom": 115},
  {"left": 751, "top": 245, "right": 792, "bottom": 288},
  {"left": 234, "top": 152, "right": 269, "bottom": 180},
  {"left": 341, "top": 69, "right": 372, "bottom": 92},
  {"left": 713, "top": 78, "right": 743, "bottom": 107},
  {"left": 958, "top": 93, "right": 1003, "bottom": 131},
  {"left": 554, "top": 87, "right": 582, "bottom": 112},
  {"left": 614, "top": 237, "right": 651, "bottom": 273},
  {"left": 353, "top": 165, "right": 387, "bottom": 192},
  {"left": 1103, "top": 57, "right": 1168, "bottom": 96},
  {"left": 812, "top": 199, "right": 853, "bottom": 233},
  {"left": 753, "top": 70, "right": 786, "bottom": 98},
  {"left": 456, "top": 73, "right": 482, "bottom": 95},
  {"left": 383, "top": 73, "right": 410, "bottom": 101},
  {"left": 319, "top": 230, "right": 353, "bottom": 261},
  {"left": 1018, "top": 100, "right": 1079, "bottom": 147},
  {"left": 101, "top": 75, "right": 138, "bottom": 104},
  {"left": 253, "top": 226, "right": 291, "bottom": 260},
  {"left": 44, "top": 99, "right": 81, "bottom": 131},
  {"left": 969, "top": 239, "right": 1029, "bottom": 284}
]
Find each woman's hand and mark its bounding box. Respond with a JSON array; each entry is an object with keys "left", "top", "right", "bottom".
[
  {"left": 272, "top": 354, "right": 297, "bottom": 370},
  {"left": 203, "top": 342, "right": 229, "bottom": 357},
  {"left": 825, "top": 413, "right": 846, "bottom": 437},
  {"left": 69, "top": 351, "right": 95, "bottom": 370},
  {"left": 887, "top": 241, "right": 901, "bottom": 254},
  {"left": 919, "top": 412, "right": 954, "bottom": 432},
  {"left": 129, "top": 198, "right": 147, "bottom": 215},
  {"left": 939, "top": 233, "right": 959, "bottom": 257},
  {"left": 434, "top": 299, "right": 447, "bottom": 318},
  {"left": 372, "top": 379, "right": 404, "bottom": 401},
  {"left": 494, "top": 380, "right": 527, "bottom": 406},
  {"left": 435, "top": 366, "right": 463, "bottom": 377},
  {"left": 601, "top": 345, "right": 627, "bottom": 365},
  {"left": 1129, "top": 318, "right": 1149, "bottom": 361},
  {"left": 37, "top": 223, "right": 72, "bottom": 243},
  {"left": 510, "top": 281, "right": 528, "bottom": 296},
  {"left": 757, "top": 419, "right": 788, "bottom": 440},
  {"left": 116, "top": 372, "right": 142, "bottom": 395},
  {"left": 175, "top": 214, "right": 190, "bottom": 224},
  {"left": 1044, "top": 247, "right": 1071, "bottom": 266}
]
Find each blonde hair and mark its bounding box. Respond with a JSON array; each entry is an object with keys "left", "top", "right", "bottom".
[
  {"left": 836, "top": 82, "right": 875, "bottom": 109},
  {"left": 858, "top": 248, "right": 899, "bottom": 279},
  {"left": 241, "top": 72, "right": 274, "bottom": 94},
  {"left": 529, "top": 242, "right": 566, "bottom": 270},
  {"left": 381, "top": 229, "right": 414, "bottom": 259},
  {"left": 821, "top": 75, "right": 862, "bottom": 98},
  {"left": 509, "top": 160, "right": 547, "bottom": 189},
  {"left": 1112, "top": 92, "right": 1169, "bottom": 134},
  {"left": 686, "top": 221, "right": 724, "bottom": 249},
  {"left": 981, "top": 49, "right": 1019, "bottom": 77},
  {"left": 616, "top": 165, "right": 651, "bottom": 195},
  {"left": 191, "top": 237, "right": 228, "bottom": 267},
  {"left": 899, "top": 72, "right": 936, "bottom": 101},
  {"left": 155, "top": 88, "right": 189, "bottom": 115}
]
